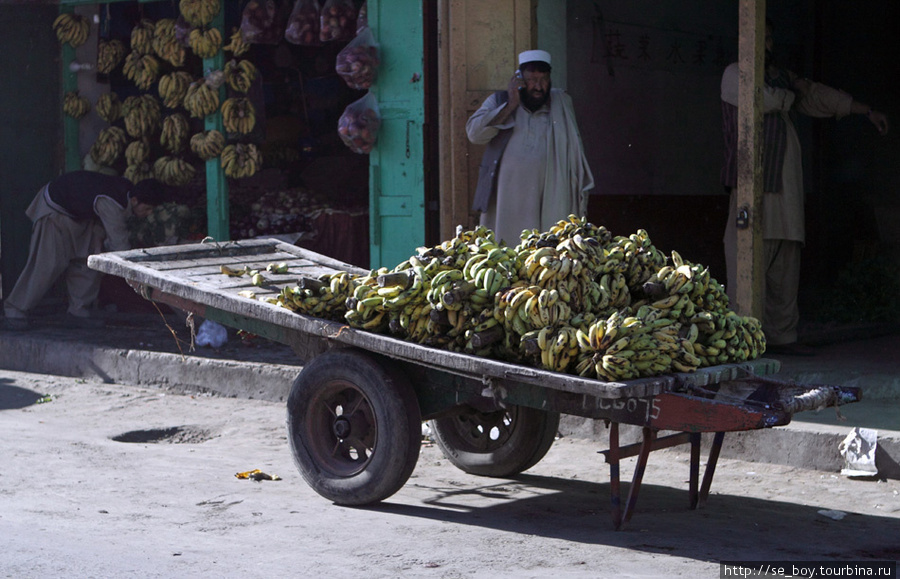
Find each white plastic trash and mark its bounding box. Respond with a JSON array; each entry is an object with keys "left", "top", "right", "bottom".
[
  {"left": 195, "top": 320, "right": 228, "bottom": 348},
  {"left": 838, "top": 427, "right": 878, "bottom": 477}
]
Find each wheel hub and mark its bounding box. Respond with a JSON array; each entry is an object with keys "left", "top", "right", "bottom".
[{"left": 332, "top": 416, "right": 352, "bottom": 439}]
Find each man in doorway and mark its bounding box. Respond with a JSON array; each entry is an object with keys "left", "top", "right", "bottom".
[
  {"left": 2, "top": 171, "right": 170, "bottom": 331},
  {"left": 467, "top": 49, "right": 594, "bottom": 246},
  {"left": 720, "top": 19, "right": 889, "bottom": 356}
]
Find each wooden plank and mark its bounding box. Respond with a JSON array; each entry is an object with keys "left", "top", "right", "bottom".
[{"left": 734, "top": 0, "right": 766, "bottom": 319}]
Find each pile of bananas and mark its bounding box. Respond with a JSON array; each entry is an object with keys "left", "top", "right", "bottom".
[
  {"left": 96, "top": 93, "right": 122, "bottom": 123},
  {"left": 189, "top": 130, "right": 225, "bottom": 160},
  {"left": 223, "top": 27, "right": 251, "bottom": 57},
  {"left": 220, "top": 143, "right": 262, "bottom": 178},
  {"left": 124, "top": 162, "right": 154, "bottom": 184},
  {"left": 221, "top": 97, "right": 256, "bottom": 134},
  {"left": 123, "top": 51, "right": 161, "bottom": 91},
  {"left": 153, "top": 156, "right": 196, "bottom": 186},
  {"left": 97, "top": 39, "right": 126, "bottom": 74},
  {"left": 238, "top": 216, "right": 768, "bottom": 383},
  {"left": 152, "top": 18, "right": 186, "bottom": 68},
  {"left": 125, "top": 138, "right": 150, "bottom": 166},
  {"left": 63, "top": 91, "right": 90, "bottom": 119},
  {"left": 160, "top": 113, "right": 191, "bottom": 153},
  {"left": 53, "top": 13, "right": 91, "bottom": 48},
  {"left": 122, "top": 94, "right": 161, "bottom": 138},
  {"left": 223, "top": 59, "right": 258, "bottom": 93},
  {"left": 130, "top": 20, "right": 155, "bottom": 55},
  {"left": 189, "top": 27, "right": 222, "bottom": 59},
  {"left": 158, "top": 71, "right": 194, "bottom": 109},
  {"left": 180, "top": 0, "right": 221, "bottom": 27},
  {"left": 89, "top": 126, "right": 127, "bottom": 167},
  {"left": 183, "top": 79, "right": 220, "bottom": 118}
]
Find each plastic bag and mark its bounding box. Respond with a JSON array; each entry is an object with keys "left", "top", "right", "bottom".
[
  {"left": 356, "top": 1, "right": 367, "bottom": 35},
  {"left": 196, "top": 319, "right": 228, "bottom": 348},
  {"left": 338, "top": 92, "right": 380, "bottom": 154},
  {"left": 319, "top": 0, "right": 357, "bottom": 43},
  {"left": 240, "top": 0, "right": 287, "bottom": 45},
  {"left": 285, "top": 0, "right": 320, "bottom": 46},
  {"left": 174, "top": 15, "right": 192, "bottom": 47},
  {"left": 335, "top": 27, "right": 379, "bottom": 90}
]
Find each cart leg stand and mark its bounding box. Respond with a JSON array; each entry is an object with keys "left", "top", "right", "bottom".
[
  {"left": 698, "top": 431, "right": 725, "bottom": 508},
  {"left": 608, "top": 422, "right": 622, "bottom": 529}
]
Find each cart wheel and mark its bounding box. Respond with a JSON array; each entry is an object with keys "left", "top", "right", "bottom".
[
  {"left": 429, "top": 405, "right": 560, "bottom": 477},
  {"left": 286, "top": 349, "right": 421, "bottom": 505}
]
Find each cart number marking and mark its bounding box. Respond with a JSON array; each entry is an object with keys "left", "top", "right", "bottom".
[{"left": 597, "top": 397, "right": 661, "bottom": 421}]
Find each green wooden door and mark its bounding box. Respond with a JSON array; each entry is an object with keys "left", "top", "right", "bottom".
[{"left": 367, "top": 0, "right": 425, "bottom": 269}]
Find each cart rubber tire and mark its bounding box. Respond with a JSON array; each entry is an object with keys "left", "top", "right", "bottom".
[
  {"left": 429, "top": 405, "right": 560, "bottom": 477},
  {"left": 286, "top": 349, "right": 421, "bottom": 505}
]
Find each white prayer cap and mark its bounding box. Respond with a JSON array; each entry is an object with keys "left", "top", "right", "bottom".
[{"left": 518, "top": 49, "right": 551, "bottom": 67}]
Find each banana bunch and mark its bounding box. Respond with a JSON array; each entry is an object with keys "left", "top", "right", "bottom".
[
  {"left": 221, "top": 97, "right": 256, "bottom": 134},
  {"left": 606, "top": 229, "right": 669, "bottom": 288},
  {"left": 273, "top": 271, "right": 360, "bottom": 322},
  {"left": 124, "top": 162, "right": 154, "bottom": 184},
  {"left": 95, "top": 92, "right": 122, "bottom": 123},
  {"left": 123, "top": 52, "right": 161, "bottom": 91},
  {"left": 638, "top": 251, "right": 730, "bottom": 325},
  {"left": 189, "top": 27, "right": 222, "bottom": 59},
  {"left": 125, "top": 139, "right": 150, "bottom": 166},
  {"left": 494, "top": 283, "right": 573, "bottom": 340},
  {"left": 179, "top": 0, "right": 221, "bottom": 27},
  {"left": 223, "top": 27, "right": 251, "bottom": 57},
  {"left": 220, "top": 143, "right": 262, "bottom": 178},
  {"left": 223, "top": 59, "right": 258, "bottom": 93},
  {"left": 152, "top": 18, "right": 186, "bottom": 68},
  {"left": 160, "top": 113, "right": 191, "bottom": 153},
  {"left": 158, "top": 71, "right": 194, "bottom": 109},
  {"left": 183, "top": 80, "right": 220, "bottom": 118},
  {"left": 97, "top": 39, "right": 126, "bottom": 74},
  {"left": 89, "top": 126, "right": 127, "bottom": 167},
  {"left": 153, "top": 156, "right": 196, "bottom": 186},
  {"left": 130, "top": 20, "right": 155, "bottom": 55},
  {"left": 342, "top": 270, "right": 391, "bottom": 332},
  {"left": 691, "top": 310, "right": 766, "bottom": 367},
  {"left": 122, "top": 94, "right": 161, "bottom": 138},
  {"left": 522, "top": 325, "right": 580, "bottom": 374},
  {"left": 63, "top": 91, "right": 90, "bottom": 119},
  {"left": 189, "top": 130, "right": 225, "bottom": 160},
  {"left": 53, "top": 13, "right": 90, "bottom": 48}
]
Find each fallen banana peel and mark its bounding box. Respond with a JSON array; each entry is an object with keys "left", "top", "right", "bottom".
[{"left": 235, "top": 469, "right": 281, "bottom": 481}]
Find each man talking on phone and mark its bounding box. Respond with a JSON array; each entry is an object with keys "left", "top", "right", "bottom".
[{"left": 467, "top": 49, "right": 594, "bottom": 246}]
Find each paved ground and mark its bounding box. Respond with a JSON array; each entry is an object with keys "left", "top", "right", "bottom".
[{"left": 2, "top": 370, "right": 898, "bottom": 578}]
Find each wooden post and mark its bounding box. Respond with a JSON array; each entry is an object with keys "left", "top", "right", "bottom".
[{"left": 734, "top": 0, "right": 766, "bottom": 319}]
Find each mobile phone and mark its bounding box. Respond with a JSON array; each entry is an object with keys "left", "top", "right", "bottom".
[{"left": 515, "top": 69, "right": 523, "bottom": 81}]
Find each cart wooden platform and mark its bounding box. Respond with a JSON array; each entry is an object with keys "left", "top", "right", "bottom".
[{"left": 88, "top": 238, "right": 860, "bottom": 529}]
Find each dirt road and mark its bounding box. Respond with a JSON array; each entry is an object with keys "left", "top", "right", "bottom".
[{"left": 1, "top": 370, "right": 898, "bottom": 578}]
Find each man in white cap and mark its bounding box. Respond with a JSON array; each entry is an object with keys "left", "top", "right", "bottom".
[{"left": 467, "top": 49, "right": 594, "bottom": 245}]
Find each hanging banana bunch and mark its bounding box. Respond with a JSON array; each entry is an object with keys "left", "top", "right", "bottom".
[
  {"left": 122, "top": 94, "right": 161, "bottom": 138},
  {"left": 97, "top": 39, "right": 126, "bottom": 75},
  {"left": 183, "top": 79, "right": 220, "bottom": 119},
  {"left": 221, "top": 97, "right": 256, "bottom": 135},
  {"left": 63, "top": 91, "right": 91, "bottom": 119},
  {"left": 123, "top": 52, "right": 161, "bottom": 91},
  {"left": 152, "top": 18, "right": 186, "bottom": 68},
  {"left": 220, "top": 143, "right": 262, "bottom": 179},
  {"left": 130, "top": 20, "right": 155, "bottom": 55},
  {"left": 95, "top": 93, "right": 122, "bottom": 124},
  {"left": 223, "top": 27, "right": 251, "bottom": 57},
  {"left": 125, "top": 139, "right": 151, "bottom": 167},
  {"left": 179, "top": 0, "right": 221, "bottom": 27},
  {"left": 124, "top": 162, "right": 155, "bottom": 184},
  {"left": 189, "top": 27, "right": 223, "bottom": 59},
  {"left": 154, "top": 156, "right": 196, "bottom": 186},
  {"left": 189, "top": 130, "right": 226, "bottom": 160},
  {"left": 160, "top": 113, "right": 191, "bottom": 154},
  {"left": 53, "top": 13, "right": 91, "bottom": 48},
  {"left": 223, "top": 59, "right": 258, "bottom": 93},
  {"left": 158, "top": 71, "right": 194, "bottom": 109},
  {"left": 89, "top": 126, "right": 128, "bottom": 167}
]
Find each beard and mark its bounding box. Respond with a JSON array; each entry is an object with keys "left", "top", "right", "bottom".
[{"left": 520, "top": 80, "right": 552, "bottom": 111}]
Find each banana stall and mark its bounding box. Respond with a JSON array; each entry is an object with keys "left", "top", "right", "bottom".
[
  {"left": 51, "top": 0, "right": 425, "bottom": 275},
  {"left": 87, "top": 215, "right": 861, "bottom": 530}
]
